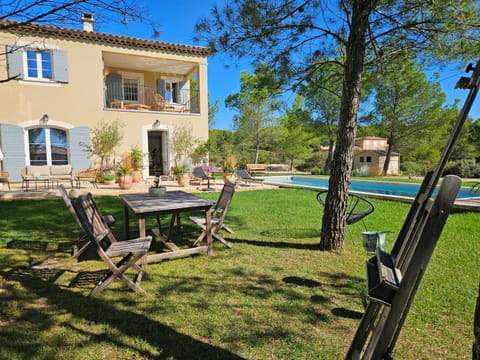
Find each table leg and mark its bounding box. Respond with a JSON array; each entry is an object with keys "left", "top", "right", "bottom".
[
  {"left": 136, "top": 215, "right": 147, "bottom": 284},
  {"left": 124, "top": 206, "right": 130, "bottom": 239},
  {"left": 167, "top": 213, "right": 177, "bottom": 241},
  {"left": 206, "top": 207, "right": 213, "bottom": 256},
  {"left": 138, "top": 216, "right": 146, "bottom": 238}
]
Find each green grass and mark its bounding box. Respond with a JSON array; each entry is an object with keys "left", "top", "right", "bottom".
[{"left": 0, "top": 189, "right": 478, "bottom": 359}]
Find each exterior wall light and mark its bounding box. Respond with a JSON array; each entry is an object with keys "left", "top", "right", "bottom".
[{"left": 39, "top": 114, "right": 49, "bottom": 126}]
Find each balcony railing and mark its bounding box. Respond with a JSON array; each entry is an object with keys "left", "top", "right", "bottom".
[{"left": 105, "top": 84, "right": 199, "bottom": 114}]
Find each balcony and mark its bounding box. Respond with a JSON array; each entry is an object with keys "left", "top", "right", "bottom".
[
  {"left": 105, "top": 83, "right": 198, "bottom": 114},
  {"left": 102, "top": 51, "right": 201, "bottom": 114}
]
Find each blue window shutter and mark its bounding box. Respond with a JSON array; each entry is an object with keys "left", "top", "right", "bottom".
[
  {"left": 106, "top": 73, "right": 123, "bottom": 105},
  {"left": 53, "top": 50, "right": 68, "bottom": 83},
  {"left": 6, "top": 45, "right": 24, "bottom": 80},
  {"left": 157, "top": 79, "right": 166, "bottom": 98},
  {"left": 0, "top": 124, "right": 26, "bottom": 181},
  {"left": 69, "top": 126, "right": 91, "bottom": 172}
]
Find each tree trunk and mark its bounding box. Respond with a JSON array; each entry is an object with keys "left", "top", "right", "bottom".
[
  {"left": 324, "top": 138, "right": 334, "bottom": 174},
  {"left": 383, "top": 140, "right": 393, "bottom": 176},
  {"left": 320, "top": 0, "right": 373, "bottom": 250},
  {"left": 474, "top": 281, "right": 480, "bottom": 359}
]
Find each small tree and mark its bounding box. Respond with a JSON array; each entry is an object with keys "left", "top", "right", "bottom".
[
  {"left": 225, "top": 64, "right": 281, "bottom": 164},
  {"left": 89, "top": 120, "right": 123, "bottom": 174},
  {"left": 172, "top": 122, "right": 199, "bottom": 164}
]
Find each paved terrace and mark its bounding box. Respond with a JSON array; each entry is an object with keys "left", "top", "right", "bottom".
[
  {"left": 0, "top": 178, "right": 278, "bottom": 200},
  {"left": 0, "top": 178, "right": 478, "bottom": 212}
]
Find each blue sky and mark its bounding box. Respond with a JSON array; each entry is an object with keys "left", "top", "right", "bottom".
[{"left": 95, "top": 0, "right": 479, "bottom": 130}]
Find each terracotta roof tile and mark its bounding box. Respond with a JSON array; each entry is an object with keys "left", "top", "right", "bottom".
[{"left": 0, "top": 19, "right": 210, "bottom": 56}]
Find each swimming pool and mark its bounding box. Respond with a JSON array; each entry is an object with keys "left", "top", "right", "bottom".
[{"left": 263, "top": 176, "right": 480, "bottom": 200}]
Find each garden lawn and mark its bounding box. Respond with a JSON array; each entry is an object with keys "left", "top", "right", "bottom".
[{"left": 0, "top": 188, "right": 477, "bottom": 359}]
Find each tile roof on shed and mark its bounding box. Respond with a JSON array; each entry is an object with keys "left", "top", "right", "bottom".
[{"left": 0, "top": 19, "right": 210, "bottom": 56}]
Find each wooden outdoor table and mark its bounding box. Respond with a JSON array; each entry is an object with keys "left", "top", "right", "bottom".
[{"left": 119, "top": 191, "right": 214, "bottom": 263}]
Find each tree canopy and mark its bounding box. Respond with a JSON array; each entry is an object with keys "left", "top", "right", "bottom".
[
  {"left": 195, "top": 0, "right": 480, "bottom": 250},
  {"left": 1, "top": 0, "right": 156, "bottom": 30},
  {"left": 225, "top": 63, "right": 281, "bottom": 163},
  {"left": 362, "top": 55, "right": 450, "bottom": 175}
]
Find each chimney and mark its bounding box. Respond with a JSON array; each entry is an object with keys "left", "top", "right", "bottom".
[{"left": 81, "top": 13, "right": 94, "bottom": 32}]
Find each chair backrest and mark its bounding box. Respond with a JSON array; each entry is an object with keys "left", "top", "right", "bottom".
[
  {"left": 77, "top": 168, "right": 98, "bottom": 179},
  {"left": 192, "top": 166, "right": 207, "bottom": 179},
  {"left": 71, "top": 193, "right": 115, "bottom": 251},
  {"left": 316, "top": 190, "right": 374, "bottom": 226},
  {"left": 153, "top": 93, "right": 166, "bottom": 109},
  {"left": 213, "top": 183, "right": 236, "bottom": 220},
  {"left": 236, "top": 169, "right": 252, "bottom": 180},
  {"left": 59, "top": 184, "right": 82, "bottom": 227}
]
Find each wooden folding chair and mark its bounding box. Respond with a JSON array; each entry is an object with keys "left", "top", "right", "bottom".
[
  {"left": 59, "top": 184, "right": 116, "bottom": 258},
  {"left": 191, "top": 183, "right": 235, "bottom": 249},
  {"left": 72, "top": 192, "right": 152, "bottom": 297}
]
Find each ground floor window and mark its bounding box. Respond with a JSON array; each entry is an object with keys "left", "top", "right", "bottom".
[{"left": 28, "top": 127, "right": 68, "bottom": 165}]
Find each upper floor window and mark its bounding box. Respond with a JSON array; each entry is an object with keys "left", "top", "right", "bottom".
[
  {"left": 123, "top": 78, "right": 139, "bottom": 101},
  {"left": 6, "top": 44, "right": 69, "bottom": 83},
  {"left": 26, "top": 50, "right": 53, "bottom": 80}
]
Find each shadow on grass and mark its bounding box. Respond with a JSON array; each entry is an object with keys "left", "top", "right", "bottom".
[
  {"left": 1, "top": 266, "right": 246, "bottom": 360},
  {"left": 260, "top": 228, "right": 319, "bottom": 239},
  {"left": 331, "top": 307, "right": 363, "bottom": 319},
  {"left": 6, "top": 240, "right": 49, "bottom": 252},
  {"left": 283, "top": 276, "right": 321, "bottom": 288},
  {"left": 228, "top": 237, "right": 321, "bottom": 250}
]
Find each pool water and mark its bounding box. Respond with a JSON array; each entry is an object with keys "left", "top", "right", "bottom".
[{"left": 264, "top": 176, "right": 480, "bottom": 199}]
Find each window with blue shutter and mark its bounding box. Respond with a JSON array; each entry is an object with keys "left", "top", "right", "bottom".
[
  {"left": 25, "top": 50, "right": 53, "bottom": 80},
  {"left": 6, "top": 44, "right": 68, "bottom": 83}
]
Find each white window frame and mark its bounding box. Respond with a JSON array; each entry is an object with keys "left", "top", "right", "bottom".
[
  {"left": 24, "top": 49, "right": 53, "bottom": 81},
  {"left": 24, "top": 126, "right": 69, "bottom": 166},
  {"left": 119, "top": 71, "right": 144, "bottom": 103}
]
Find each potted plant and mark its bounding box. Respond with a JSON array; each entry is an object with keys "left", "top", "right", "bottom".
[
  {"left": 149, "top": 175, "right": 167, "bottom": 196},
  {"left": 222, "top": 154, "right": 237, "bottom": 184},
  {"left": 173, "top": 158, "right": 193, "bottom": 187},
  {"left": 130, "top": 146, "right": 143, "bottom": 183},
  {"left": 116, "top": 154, "right": 134, "bottom": 190},
  {"left": 102, "top": 173, "right": 116, "bottom": 185}
]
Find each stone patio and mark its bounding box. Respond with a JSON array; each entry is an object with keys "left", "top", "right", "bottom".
[{"left": 0, "top": 177, "right": 276, "bottom": 200}]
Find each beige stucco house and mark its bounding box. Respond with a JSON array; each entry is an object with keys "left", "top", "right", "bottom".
[
  {"left": 0, "top": 15, "right": 210, "bottom": 181},
  {"left": 353, "top": 137, "right": 400, "bottom": 175}
]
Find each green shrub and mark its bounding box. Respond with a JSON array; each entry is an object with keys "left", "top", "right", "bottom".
[
  {"left": 297, "top": 152, "right": 328, "bottom": 174},
  {"left": 400, "top": 161, "right": 428, "bottom": 176},
  {"left": 443, "top": 159, "right": 480, "bottom": 178}
]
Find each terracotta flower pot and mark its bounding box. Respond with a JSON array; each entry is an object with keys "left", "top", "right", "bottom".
[
  {"left": 132, "top": 170, "right": 142, "bottom": 183},
  {"left": 177, "top": 174, "right": 190, "bottom": 187},
  {"left": 223, "top": 172, "right": 236, "bottom": 184},
  {"left": 117, "top": 174, "right": 133, "bottom": 190}
]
